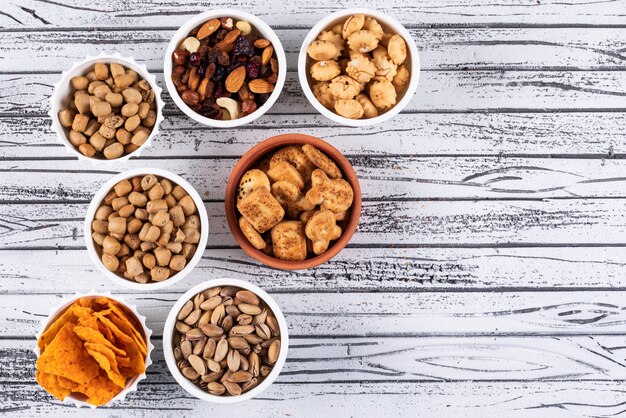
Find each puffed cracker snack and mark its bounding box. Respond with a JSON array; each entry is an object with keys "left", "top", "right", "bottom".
[
  {"left": 236, "top": 144, "right": 354, "bottom": 261},
  {"left": 306, "top": 13, "right": 410, "bottom": 119}
]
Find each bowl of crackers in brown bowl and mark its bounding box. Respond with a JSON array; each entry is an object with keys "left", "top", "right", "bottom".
[{"left": 225, "top": 133, "right": 361, "bottom": 270}]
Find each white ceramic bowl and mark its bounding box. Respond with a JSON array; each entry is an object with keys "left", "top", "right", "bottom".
[
  {"left": 35, "top": 291, "right": 153, "bottom": 408},
  {"left": 163, "top": 9, "right": 287, "bottom": 128},
  {"left": 49, "top": 52, "right": 164, "bottom": 164},
  {"left": 163, "top": 278, "right": 289, "bottom": 403},
  {"left": 298, "top": 8, "right": 420, "bottom": 127},
  {"left": 84, "top": 168, "right": 209, "bottom": 291}
]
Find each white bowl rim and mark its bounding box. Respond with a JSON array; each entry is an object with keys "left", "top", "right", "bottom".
[
  {"left": 34, "top": 290, "right": 154, "bottom": 408},
  {"left": 162, "top": 278, "right": 289, "bottom": 403},
  {"left": 84, "top": 168, "right": 209, "bottom": 291},
  {"left": 297, "top": 8, "right": 421, "bottom": 127},
  {"left": 49, "top": 52, "right": 165, "bottom": 164},
  {"left": 163, "top": 9, "right": 287, "bottom": 128}
]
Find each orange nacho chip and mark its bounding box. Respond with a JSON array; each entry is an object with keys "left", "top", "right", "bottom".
[
  {"left": 86, "top": 348, "right": 126, "bottom": 388},
  {"left": 37, "top": 323, "right": 101, "bottom": 386},
  {"left": 95, "top": 313, "right": 145, "bottom": 376},
  {"left": 36, "top": 371, "right": 71, "bottom": 400},
  {"left": 104, "top": 304, "right": 147, "bottom": 356},
  {"left": 36, "top": 296, "right": 147, "bottom": 407},
  {"left": 73, "top": 325, "right": 127, "bottom": 357}
]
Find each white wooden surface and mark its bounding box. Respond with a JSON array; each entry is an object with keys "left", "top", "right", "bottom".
[{"left": 2, "top": 0, "right": 626, "bottom": 416}]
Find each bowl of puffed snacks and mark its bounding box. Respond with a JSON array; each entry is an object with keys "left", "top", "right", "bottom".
[
  {"left": 298, "top": 8, "right": 420, "bottom": 126},
  {"left": 225, "top": 133, "right": 361, "bottom": 270}
]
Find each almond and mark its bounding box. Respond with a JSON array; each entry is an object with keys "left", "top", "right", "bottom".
[
  {"left": 197, "top": 77, "right": 209, "bottom": 100},
  {"left": 249, "top": 79, "right": 275, "bottom": 94},
  {"left": 261, "top": 46, "right": 274, "bottom": 66},
  {"left": 225, "top": 66, "right": 246, "bottom": 93},
  {"left": 188, "top": 67, "right": 200, "bottom": 91},
  {"left": 254, "top": 39, "right": 271, "bottom": 49},
  {"left": 215, "top": 29, "right": 241, "bottom": 51},
  {"left": 197, "top": 19, "right": 220, "bottom": 39}
]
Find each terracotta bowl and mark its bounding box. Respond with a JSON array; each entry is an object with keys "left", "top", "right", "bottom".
[{"left": 225, "top": 133, "right": 362, "bottom": 270}]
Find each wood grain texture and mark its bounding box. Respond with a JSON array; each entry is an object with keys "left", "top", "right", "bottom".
[
  {"left": 2, "top": 27, "right": 626, "bottom": 72},
  {"left": 2, "top": 199, "right": 626, "bottom": 249},
  {"left": 4, "top": 70, "right": 626, "bottom": 116},
  {"left": 1, "top": 0, "right": 625, "bottom": 28},
  {"left": 2, "top": 0, "right": 626, "bottom": 415},
  {"left": 4, "top": 336, "right": 626, "bottom": 382},
  {"left": 2, "top": 112, "right": 626, "bottom": 158},
  {"left": 4, "top": 292, "right": 626, "bottom": 337},
  {"left": 3, "top": 381, "right": 626, "bottom": 417},
  {"left": 4, "top": 157, "right": 626, "bottom": 201},
  {"left": 2, "top": 246, "right": 626, "bottom": 292}
]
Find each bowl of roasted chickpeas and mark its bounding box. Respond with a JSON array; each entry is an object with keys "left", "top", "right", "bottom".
[{"left": 85, "top": 168, "right": 209, "bottom": 290}]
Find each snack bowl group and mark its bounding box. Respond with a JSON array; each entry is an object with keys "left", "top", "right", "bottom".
[
  {"left": 298, "top": 8, "right": 420, "bottom": 126},
  {"left": 84, "top": 168, "right": 209, "bottom": 290},
  {"left": 49, "top": 52, "right": 164, "bottom": 163},
  {"left": 35, "top": 291, "right": 153, "bottom": 408},
  {"left": 163, "top": 9, "right": 287, "bottom": 128},
  {"left": 163, "top": 278, "right": 289, "bottom": 403},
  {"left": 225, "top": 133, "right": 362, "bottom": 270}
]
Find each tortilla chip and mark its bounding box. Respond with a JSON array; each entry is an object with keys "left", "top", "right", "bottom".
[
  {"left": 56, "top": 375, "right": 81, "bottom": 391},
  {"left": 36, "top": 296, "right": 146, "bottom": 406},
  {"left": 82, "top": 372, "right": 123, "bottom": 406},
  {"left": 95, "top": 314, "right": 145, "bottom": 376},
  {"left": 38, "top": 308, "right": 77, "bottom": 350},
  {"left": 36, "top": 323, "right": 101, "bottom": 386},
  {"left": 104, "top": 304, "right": 147, "bottom": 356},
  {"left": 98, "top": 321, "right": 115, "bottom": 343},
  {"left": 86, "top": 349, "right": 126, "bottom": 388},
  {"left": 73, "top": 325, "right": 127, "bottom": 357},
  {"left": 36, "top": 371, "right": 70, "bottom": 400}
]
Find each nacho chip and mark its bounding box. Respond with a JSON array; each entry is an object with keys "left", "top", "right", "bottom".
[
  {"left": 104, "top": 303, "right": 147, "bottom": 356},
  {"left": 82, "top": 372, "right": 124, "bottom": 406},
  {"left": 36, "top": 371, "right": 71, "bottom": 400},
  {"left": 37, "top": 323, "right": 101, "bottom": 386},
  {"left": 86, "top": 348, "right": 126, "bottom": 388},
  {"left": 73, "top": 325, "right": 127, "bottom": 357},
  {"left": 95, "top": 313, "right": 145, "bottom": 376},
  {"left": 36, "top": 296, "right": 147, "bottom": 407}
]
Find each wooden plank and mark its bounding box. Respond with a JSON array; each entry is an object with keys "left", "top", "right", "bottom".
[
  {"left": 3, "top": 246, "right": 626, "bottom": 292},
  {"left": 4, "top": 335, "right": 626, "bottom": 383},
  {"left": 2, "top": 199, "right": 626, "bottom": 249},
  {"left": 4, "top": 70, "right": 626, "bottom": 116},
  {"left": 2, "top": 112, "right": 626, "bottom": 158},
  {"left": 2, "top": 0, "right": 625, "bottom": 28},
  {"left": 4, "top": 157, "right": 626, "bottom": 202},
  {"left": 4, "top": 381, "right": 626, "bottom": 417},
  {"left": 4, "top": 292, "right": 626, "bottom": 337},
  {"left": 3, "top": 28, "right": 626, "bottom": 72}
]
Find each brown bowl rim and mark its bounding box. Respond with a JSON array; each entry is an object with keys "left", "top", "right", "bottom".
[{"left": 224, "top": 133, "right": 362, "bottom": 270}]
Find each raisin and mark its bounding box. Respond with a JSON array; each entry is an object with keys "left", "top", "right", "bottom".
[
  {"left": 246, "top": 61, "right": 259, "bottom": 79},
  {"left": 211, "top": 65, "right": 226, "bottom": 82},
  {"left": 259, "top": 65, "right": 271, "bottom": 78},
  {"left": 233, "top": 35, "right": 254, "bottom": 57},
  {"left": 217, "top": 50, "right": 230, "bottom": 66},
  {"left": 205, "top": 63, "right": 216, "bottom": 79},
  {"left": 189, "top": 52, "right": 201, "bottom": 66},
  {"left": 206, "top": 47, "right": 221, "bottom": 64}
]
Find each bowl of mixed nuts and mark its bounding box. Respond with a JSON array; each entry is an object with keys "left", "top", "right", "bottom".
[
  {"left": 84, "top": 168, "right": 209, "bottom": 290},
  {"left": 298, "top": 9, "right": 420, "bottom": 126},
  {"left": 163, "top": 279, "right": 288, "bottom": 403},
  {"left": 50, "top": 52, "right": 164, "bottom": 163},
  {"left": 225, "top": 133, "right": 362, "bottom": 270},
  {"left": 164, "top": 10, "right": 287, "bottom": 127}
]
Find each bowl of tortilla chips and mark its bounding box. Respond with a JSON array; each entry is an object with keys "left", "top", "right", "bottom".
[{"left": 34, "top": 292, "right": 153, "bottom": 407}]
